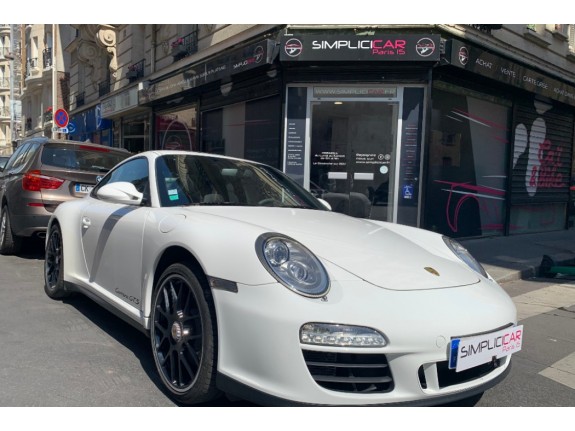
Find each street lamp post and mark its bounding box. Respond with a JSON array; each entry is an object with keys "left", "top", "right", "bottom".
[{"left": 51, "top": 24, "right": 57, "bottom": 139}]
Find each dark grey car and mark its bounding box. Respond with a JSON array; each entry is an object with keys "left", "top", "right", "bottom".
[{"left": 0, "top": 138, "right": 131, "bottom": 254}]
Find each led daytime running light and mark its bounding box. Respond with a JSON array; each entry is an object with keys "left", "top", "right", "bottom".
[{"left": 300, "top": 323, "right": 386, "bottom": 347}]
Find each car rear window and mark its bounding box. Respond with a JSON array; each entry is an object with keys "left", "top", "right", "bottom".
[{"left": 41, "top": 145, "right": 129, "bottom": 173}]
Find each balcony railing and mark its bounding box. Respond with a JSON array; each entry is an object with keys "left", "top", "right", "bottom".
[
  {"left": 171, "top": 28, "right": 198, "bottom": 62},
  {"left": 98, "top": 79, "right": 110, "bottom": 97},
  {"left": 0, "top": 107, "right": 10, "bottom": 117},
  {"left": 127, "top": 58, "right": 144, "bottom": 82},
  {"left": 43, "top": 48, "right": 52, "bottom": 69},
  {"left": 469, "top": 24, "right": 503, "bottom": 34}
]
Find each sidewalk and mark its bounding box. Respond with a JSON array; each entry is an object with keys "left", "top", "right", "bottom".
[{"left": 461, "top": 230, "right": 575, "bottom": 284}]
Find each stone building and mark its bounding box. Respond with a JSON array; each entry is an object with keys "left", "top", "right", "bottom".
[{"left": 17, "top": 24, "right": 575, "bottom": 238}]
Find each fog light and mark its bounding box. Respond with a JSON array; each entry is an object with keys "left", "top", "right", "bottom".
[{"left": 300, "top": 323, "right": 387, "bottom": 347}]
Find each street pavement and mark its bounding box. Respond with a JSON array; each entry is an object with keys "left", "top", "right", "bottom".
[{"left": 461, "top": 229, "right": 575, "bottom": 284}]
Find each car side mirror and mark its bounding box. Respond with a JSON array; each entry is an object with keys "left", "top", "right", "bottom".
[{"left": 96, "top": 182, "right": 143, "bottom": 206}]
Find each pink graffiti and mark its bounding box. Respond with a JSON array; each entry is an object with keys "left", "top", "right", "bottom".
[
  {"left": 529, "top": 139, "right": 566, "bottom": 189},
  {"left": 435, "top": 180, "right": 505, "bottom": 233}
]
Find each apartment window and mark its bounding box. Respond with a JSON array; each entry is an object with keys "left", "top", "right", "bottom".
[{"left": 553, "top": 24, "right": 569, "bottom": 37}]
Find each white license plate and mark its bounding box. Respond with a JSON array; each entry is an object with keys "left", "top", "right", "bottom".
[
  {"left": 449, "top": 325, "right": 523, "bottom": 372},
  {"left": 75, "top": 184, "right": 93, "bottom": 194}
]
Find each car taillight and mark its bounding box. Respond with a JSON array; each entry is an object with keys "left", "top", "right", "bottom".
[{"left": 22, "top": 170, "right": 65, "bottom": 191}]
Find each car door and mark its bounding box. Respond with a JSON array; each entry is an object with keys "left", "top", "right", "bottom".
[{"left": 80, "top": 157, "right": 151, "bottom": 312}]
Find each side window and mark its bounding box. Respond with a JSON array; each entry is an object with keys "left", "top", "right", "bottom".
[
  {"left": 4, "top": 143, "right": 29, "bottom": 171},
  {"left": 92, "top": 157, "right": 150, "bottom": 204},
  {"left": 20, "top": 143, "right": 42, "bottom": 168},
  {"left": 155, "top": 155, "right": 193, "bottom": 207}
]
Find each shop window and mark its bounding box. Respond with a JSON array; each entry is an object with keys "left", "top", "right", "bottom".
[
  {"left": 155, "top": 106, "right": 197, "bottom": 151},
  {"left": 123, "top": 117, "right": 150, "bottom": 153},
  {"left": 201, "top": 96, "right": 281, "bottom": 168},
  {"left": 424, "top": 85, "right": 511, "bottom": 238}
]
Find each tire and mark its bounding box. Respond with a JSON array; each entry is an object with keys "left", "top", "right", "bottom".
[
  {"left": 0, "top": 206, "right": 22, "bottom": 255},
  {"left": 44, "top": 223, "right": 70, "bottom": 299},
  {"left": 150, "top": 263, "right": 219, "bottom": 404}
]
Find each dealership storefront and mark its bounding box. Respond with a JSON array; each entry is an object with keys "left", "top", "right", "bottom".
[
  {"left": 129, "top": 29, "right": 575, "bottom": 239},
  {"left": 276, "top": 31, "right": 575, "bottom": 237},
  {"left": 279, "top": 33, "right": 441, "bottom": 226}
]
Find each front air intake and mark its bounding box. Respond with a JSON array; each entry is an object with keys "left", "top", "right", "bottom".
[{"left": 302, "top": 350, "right": 394, "bottom": 393}]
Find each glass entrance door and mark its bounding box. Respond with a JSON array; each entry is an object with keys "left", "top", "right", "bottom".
[{"left": 310, "top": 100, "right": 399, "bottom": 221}]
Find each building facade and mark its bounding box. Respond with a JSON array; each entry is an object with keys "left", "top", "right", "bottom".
[
  {"left": 0, "top": 24, "right": 22, "bottom": 155},
  {"left": 21, "top": 24, "right": 575, "bottom": 238},
  {"left": 18, "top": 24, "right": 73, "bottom": 141}
]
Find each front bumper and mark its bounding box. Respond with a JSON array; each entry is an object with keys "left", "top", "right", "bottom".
[
  {"left": 211, "top": 262, "right": 517, "bottom": 406},
  {"left": 217, "top": 362, "right": 511, "bottom": 406}
]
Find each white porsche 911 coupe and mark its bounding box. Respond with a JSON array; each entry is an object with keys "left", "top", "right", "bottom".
[{"left": 43, "top": 150, "right": 522, "bottom": 406}]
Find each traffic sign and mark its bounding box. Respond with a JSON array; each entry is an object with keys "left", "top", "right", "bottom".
[{"left": 54, "top": 109, "right": 69, "bottom": 128}]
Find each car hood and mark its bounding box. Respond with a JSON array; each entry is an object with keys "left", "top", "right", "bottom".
[{"left": 190, "top": 207, "right": 480, "bottom": 291}]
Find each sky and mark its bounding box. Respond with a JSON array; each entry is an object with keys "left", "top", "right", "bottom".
[{"left": 3, "top": 1, "right": 566, "bottom": 25}]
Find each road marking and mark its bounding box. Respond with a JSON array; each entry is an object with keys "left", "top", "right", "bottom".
[
  {"left": 538, "top": 352, "right": 575, "bottom": 390},
  {"left": 512, "top": 283, "right": 575, "bottom": 390},
  {"left": 512, "top": 283, "right": 575, "bottom": 321}
]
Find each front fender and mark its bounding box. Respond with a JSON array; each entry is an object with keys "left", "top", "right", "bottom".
[{"left": 144, "top": 210, "right": 277, "bottom": 287}]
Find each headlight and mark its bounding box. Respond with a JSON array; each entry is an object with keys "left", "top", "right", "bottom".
[
  {"left": 256, "top": 233, "right": 330, "bottom": 297},
  {"left": 443, "top": 236, "right": 488, "bottom": 278}
]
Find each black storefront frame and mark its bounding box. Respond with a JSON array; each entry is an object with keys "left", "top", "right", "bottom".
[
  {"left": 282, "top": 79, "right": 431, "bottom": 226},
  {"left": 278, "top": 31, "right": 442, "bottom": 225}
]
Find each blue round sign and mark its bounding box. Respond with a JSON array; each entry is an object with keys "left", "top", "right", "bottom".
[{"left": 54, "top": 109, "right": 69, "bottom": 128}]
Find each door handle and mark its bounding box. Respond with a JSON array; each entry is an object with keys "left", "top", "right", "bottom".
[{"left": 82, "top": 216, "right": 91, "bottom": 228}]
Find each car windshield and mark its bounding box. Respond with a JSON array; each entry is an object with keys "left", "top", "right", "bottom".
[
  {"left": 41, "top": 144, "right": 129, "bottom": 172},
  {"left": 156, "top": 154, "right": 325, "bottom": 210}
]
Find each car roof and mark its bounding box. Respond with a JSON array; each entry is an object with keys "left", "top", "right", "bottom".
[
  {"left": 19, "top": 137, "right": 130, "bottom": 154},
  {"left": 146, "top": 150, "right": 267, "bottom": 166}
]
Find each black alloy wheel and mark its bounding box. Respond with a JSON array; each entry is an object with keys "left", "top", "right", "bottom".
[
  {"left": 151, "top": 263, "right": 219, "bottom": 404},
  {"left": 44, "top": 223, "right": 69, "bottom": 299},
  {"left": 0, "top": 206, "right": 22, "bottom": 255}
]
